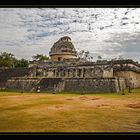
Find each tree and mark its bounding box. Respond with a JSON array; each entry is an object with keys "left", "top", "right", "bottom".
[
  {"left": 97, "top": 56, "right": 102, "bottom": 60},
  {"left": 32, "top": 54, "right": 49, "bottom": 61},
  {"left": 0, "top": 52, "right": 29, "bottom": 68},
  {"left": 14, "top": 59, "right": 29, "bottom": 68},
  {"left": 0, "top": 52, "right": 16, "bottom": 68}
]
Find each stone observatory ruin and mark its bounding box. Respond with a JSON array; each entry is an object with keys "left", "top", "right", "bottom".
[
  {"left": 49, "top": 36, "right": 77, "bottom": 61},
  {"left": 1, "top": 36, "right": 140, "bottom": 93}
]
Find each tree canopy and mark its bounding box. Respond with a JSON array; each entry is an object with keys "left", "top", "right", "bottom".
[
  {"left": 0, "top": 52, "right": 29, "bottom": 68},
  {"left": 14, "top": 58, "right": 29, "bottom": 68},
  {"left": 32, "top": 54, "right": 49, "bottom": 61},
  {"left": 0, "top": 52, "right": 50, "bottom": 68}
]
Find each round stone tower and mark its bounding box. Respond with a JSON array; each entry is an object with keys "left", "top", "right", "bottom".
[{"left": 49, "top": 36, "right": 77, "bottom": 61}]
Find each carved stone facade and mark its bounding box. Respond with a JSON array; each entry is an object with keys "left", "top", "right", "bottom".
[{"left": 31, "top": 65, "right": 113, "bottom": 79}]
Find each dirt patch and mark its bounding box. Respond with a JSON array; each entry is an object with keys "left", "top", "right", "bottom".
[
  {"left": 126, "top": 103, "right": 140, "bottom": 109},
  {"left": 48, "top": 105, "right": 75, "bottom": 110},
  {"left": 66, "top": 98, "right": 73, "bottom": 100},
  {"left": 136, "top": 121, "right": 140, "bottom": 125},
  {"left": 80, "top": 98, "right": 86, "bottom": 100},
  {"left": 79, "top": 96, "right": 100, "bottom": 101},
  {"left": 91, "top": 97, "right": 100, "bottom": 100},
  {"left": 79, "top": 96, "right": 88, "bottom": 99},
  {"left": 96, "top": 104, "right": 109, "bottom": 107}
]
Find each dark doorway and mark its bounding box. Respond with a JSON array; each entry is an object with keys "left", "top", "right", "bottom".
[{"left": 58, "top": 57, "right": 61, "bottom": 61}]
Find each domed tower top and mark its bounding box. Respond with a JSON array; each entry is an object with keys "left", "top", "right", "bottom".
[
  {"left": 60, "top": 36, "right": 71, "bottom": 42},
  {"left": 49, "top": 36, "right": 77, "bottom": 61}
]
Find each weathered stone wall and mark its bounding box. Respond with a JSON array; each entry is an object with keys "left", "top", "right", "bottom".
[
  {"left": 103, "top": 68, "right": 113, "bottom": 78},
  {"left": 0, "top": 68, "right": 31, "bottom": 88},
  {"left": 51, "top": 54, "right": 77, "bottom": 61},
  {"left": 116, "top": 77, "right": 126, "bottom": 92},
  {"left": 4, "top": 77, "right": 126, "bottom": 93},
  {"left": 114, "top": 71, "right": 140, "bottom": 88},
  {"left": 38, "top": 78, "right": 64, "bottom": 92},
  {"left": 37, "top": 78, "right": 126, "bottom": 93},
  {"left": 64, "top": 78, "right": 124, "bottom": 93},
  {"left": 6, "top": 78, "right": 39, "bottom": 91},
  {"left": 35, "top": 65, "right": 113, "bottom": 78}
]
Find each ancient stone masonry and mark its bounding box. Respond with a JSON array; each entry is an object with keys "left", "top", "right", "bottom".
[
  {"left": 49, "top": 36, "right": 77, "bottom": 61},
  {"left": 1, "top": 36, "right": 140, "bottom": 93},
  {"left": 64, "top": 78, "right": 125, "bottom": 93},
  {"left": 30, "top": 61, "right": 113, "bottom": 79},
  {"left": 6, "top": 78, "right": 39, "bottom": 91},
  {"left": 112, "top": 60, "right": 140, "bottom": 88},
  {"left": 15, "top": 77, "right": 124, "bottom": 93},
  {"left": 0, "top": 68, "right": 31, "bottom": 88}
]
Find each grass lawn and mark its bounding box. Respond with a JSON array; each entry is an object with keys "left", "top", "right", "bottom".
[{"left": 0, "top": 89, "right": 140, "bottom": 132}]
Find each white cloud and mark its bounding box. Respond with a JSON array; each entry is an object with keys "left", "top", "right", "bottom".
[{"left": 0, "top": 8, "right": 140, "bottom": 61}]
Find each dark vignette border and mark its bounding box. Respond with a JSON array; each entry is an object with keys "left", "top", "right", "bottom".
[
  {"left": 0, "top": 0, "right": 140, "bottom": 138},
  {"left": 0, "top": 0, "right": 140, "bottom": 7}
]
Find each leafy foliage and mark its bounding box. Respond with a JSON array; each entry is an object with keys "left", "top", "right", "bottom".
[
  {"left": 32, "top": 54, "right": 49, "bottom": 61},
  {"left": 0, "top": 52, "right": 29, "bottom": 68},
  {"left": 14, "top": 59, "right": 29, "bottom": 68}
]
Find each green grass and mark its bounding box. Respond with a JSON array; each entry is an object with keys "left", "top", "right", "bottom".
[{"left": 0, "top": 90, "right": 139, "bottom": 132}]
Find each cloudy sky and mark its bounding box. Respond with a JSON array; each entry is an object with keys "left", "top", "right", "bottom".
[{"left": 0, "top": 8, "right": 140, "bottom": 61}]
